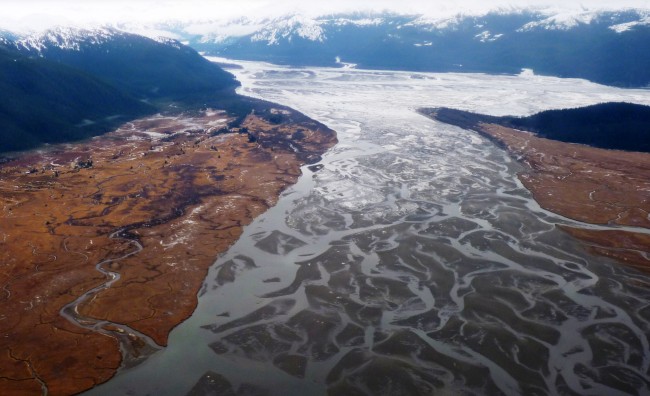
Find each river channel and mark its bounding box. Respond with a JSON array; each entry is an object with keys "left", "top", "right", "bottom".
[{"left": 85, "top": 62, "right": 650, "bottom": 395}]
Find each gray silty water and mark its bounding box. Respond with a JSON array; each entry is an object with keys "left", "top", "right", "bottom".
[{"left": 85, "top": 64, "right": 650, "bottom": 395}]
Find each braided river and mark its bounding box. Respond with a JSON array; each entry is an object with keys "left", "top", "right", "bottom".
[{"left": 85, "top": 62, "right": 650, "bottom": 395}]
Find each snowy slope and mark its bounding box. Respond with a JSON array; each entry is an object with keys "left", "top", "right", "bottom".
[
  {"left": 250, "top": 14, "right": 325, "bottom": 45},
  {"left": 15, "top": 27, "right": 123, "bottom": 53},
  {"left": 162, "top": 8, "right": 650, "bottom": 46},
  {"left": 163, "top": 9, "right": 650, "bottom": 87},
  {"left": 13, "top": 26, "right": 188, "bottom": 54},
  {"left": 3, "top": 7, "right": 649, "bottom": 87}
]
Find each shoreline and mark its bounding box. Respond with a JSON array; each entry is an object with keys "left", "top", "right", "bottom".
[
  {"left": 0, "top": 105, "right": 336, "bottom": 395},
  {"left": 420, "top": 108, "right": 650, "bottom": 273}
]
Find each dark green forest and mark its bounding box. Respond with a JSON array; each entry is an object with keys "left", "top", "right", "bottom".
[
  {"left": 0, "top": 32, "right": 240, "bottom": 154},
  {"left": 504, "top": 102, "right": 650, "bottom": 153},
  {"left": 426, "top": 102, "right": 650, "bottom": 153},
  {"left": 0, "top": 45, "right": 153, "bottom": 152}
]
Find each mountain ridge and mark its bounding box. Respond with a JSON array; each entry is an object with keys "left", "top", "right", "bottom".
[
  {"left": 125, "top": 9, "right": 650, "bottom": 88},
  {"left": 0, "top": 27, "right": 240, "bottom": 154},
  {"left": 0, "top": 42, "right": 154, "bottom": 153},
  {"left": 13, "top": 26, "right": 239, "bottom": 100}
]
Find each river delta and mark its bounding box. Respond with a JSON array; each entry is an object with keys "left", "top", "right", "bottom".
[
  {"left": 87, "top": 63, "right": 650, "bottom": 395},
  {"left": 2, "top": 61, "right": 650, "bottom": 395}
]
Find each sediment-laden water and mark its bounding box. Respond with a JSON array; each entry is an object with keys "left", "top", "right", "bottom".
[{"left": 85, "top": 63, "right": 650, "bottom": 395}]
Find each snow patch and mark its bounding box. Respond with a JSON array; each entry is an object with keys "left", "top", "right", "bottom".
[
  {"left": 251, "top": 15, "right": 324, "bottom": 45},
  {"left": 16, "top": 26, "right": 121, "bottom": 53},
  {"left": 519, "top": 68, "right": 536, "bottom": 77},
  {"left": 404, "top": 15, "right": 464, "bottom": 31},
  {"left": 118, "top": 24, "right": 182, "bottom": 41},
  {"left": 335, "top": 56, "right": 356, "bottom": 69},
  {"left": 609, "top": 15, "right": 650, "bottom": 33},
  {"left": 332, "top": 18, "right": 384, "bottom": 27},
  {"left": 152, "top": 36, "right": 182, "bottom": 49},
  {"left": 474, "top": 30, "right": 503, "bottom": 42},
  {"left": 518, "top": 11, "right": 599, "bottom": 31}
]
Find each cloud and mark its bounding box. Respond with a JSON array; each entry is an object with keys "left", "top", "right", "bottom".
[{"left": 1, "top": 0, "right": 649, "bottom": 32}]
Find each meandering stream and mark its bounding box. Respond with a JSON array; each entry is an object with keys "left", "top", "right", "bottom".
[
  {"left": 60, "top": 229, "right": 162, "bottom": 369},
  {"left": 85, "top": 62, "right": 650, "bottom": 395}
]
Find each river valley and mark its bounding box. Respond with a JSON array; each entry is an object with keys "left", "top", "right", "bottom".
[{"left": 85, "top": 62, "right": 650, "bottom": 396}]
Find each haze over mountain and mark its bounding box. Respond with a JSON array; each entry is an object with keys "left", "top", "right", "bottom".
[
  {"left": 3, "top": 2, "right": 649, "bottom": 87},
  {"left": 2, "top": 1, "right": 649, "bottom": 31},
  {"left": 176, "top": 10, "right": 650, "bottom": 87}
]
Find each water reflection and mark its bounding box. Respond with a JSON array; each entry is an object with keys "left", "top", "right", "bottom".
[{"left": 85, "top": 64, "right": 650, "bottom": 396}]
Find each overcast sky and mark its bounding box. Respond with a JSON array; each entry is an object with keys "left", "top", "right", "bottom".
[{"left": 2, "top": 0, "right": 649, "bottom": 32}]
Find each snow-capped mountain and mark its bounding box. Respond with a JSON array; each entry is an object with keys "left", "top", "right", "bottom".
[
  {"left": 0, "top": 26, "right": 238, "bottom": 153},
  {"left": 159, "top": 8, "right": 650, "bottom": 44},
  {"left": 0, "top": 29, "right": 17, "bottom": 46},
  {"left": 11, "top": 26, "right": 237, "bottom": 99},
  {"left": 0, "top": 33, "right": 154, "bottom": 153},
  {"left": 149, "top": 9, "right": 649, "bottom": 88},
  {"left": 13, "top": 26, "right": 188, "bottom": 55},
  {"left": 250, "top": 15, "right": 325, "bottom": 45},
  {"left": 3, "top": 7, "right": 650, "bottom": 88},
  {"left": 234, "top": 14, "right": 392, "bottom": 45},
  {"left": 517, "top": 9, "right": 650, "bottom": 31},
  {"left": 15, "top": 26, "right": 124, "bottom": 53}
]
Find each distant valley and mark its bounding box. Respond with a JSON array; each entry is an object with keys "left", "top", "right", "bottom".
[
  {"left": 146, "top": 9, "right": 650, "bottom": 88},
  {"left": 2, "top": 8, "right": 650, "bottom": 154}
]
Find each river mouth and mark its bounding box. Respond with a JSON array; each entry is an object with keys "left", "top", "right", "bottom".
[{"left": 85, "top": 63, "right": 650, "bottom": 395}]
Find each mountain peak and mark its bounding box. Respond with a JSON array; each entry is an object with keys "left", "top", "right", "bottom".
[
  {"left": 150, "top": 35, "right": 183, "bottom": 49},
  {"left": 15, "top": 26, "right": 124, "bottom": 53},
  {"left": 518, "top": 8, "right": 650, "bottom": 32},
  {"left": 251, "top": 14, "right": 325, "bottom": 45}
]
